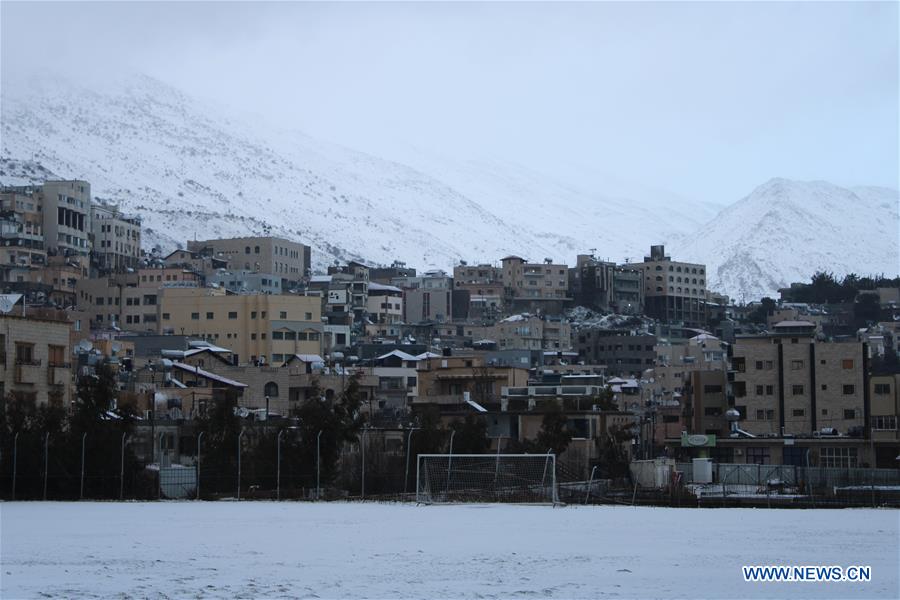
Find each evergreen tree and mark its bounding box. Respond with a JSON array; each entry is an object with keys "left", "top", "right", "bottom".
[{"left": 536, "top": 402, "right": 572, "bottom": 456}]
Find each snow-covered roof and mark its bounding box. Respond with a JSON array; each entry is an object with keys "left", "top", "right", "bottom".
[
  {"left": 473, "top": 339, "right": 496, "bottom": 345},
  {"left": 292, "top": 354, "right": 325, "bottom": 363},
  {"left": 774, "top": 320, "right": 816, "bottom": 328},
  {"left": 501, "top": 314, "right": 529, "bottom": 323},
  {"left": 607, "top": 376, "right": 628, "bottom": 384},
  {"left": 172, "top": 362, "right": 247, "bottom": 388},
  {"left": 368, "top": 282, "right": 403, "bottom": 293},
  {"left": 415, "top": 352, "right": 441, "bottom": 359},
  {"left": 376, "top": 349, "right": 420, "bottom": 362},
  {"left": 309, "top": 275, "right": 332, "bottom": 283}
]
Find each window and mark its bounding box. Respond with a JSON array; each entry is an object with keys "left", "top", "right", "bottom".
[
  {"left": 792, "top": 384, "right": 804, "bottom": 396},
  {"left": 821, "top": 447, "right": 857, "bottom": 468},
  {"left": 280, "top": 311, "right": 287, "bottom": 319},
  {"left": 703, "top": 384, "right": 723, "bottom": 394},
  {"left": 792, "top": 408, "right": 805, "bottom": 417},
  {"left": 843, "top": 409, "right": 857, "bottom": 420},
  {"left": 251, "top": 333, "right": 257, "bottom": 340},
  {"left": 874, "top": 383, "right": 891, "bottom": 395},
  {"left": 756, "top": 409, "right": 765, "bottom": 420},
  {"left": 841, "top": 359, "right": 854, "bottom": 369},
  {"left": 251, "top": 311, "right": 257, "bottom": 319},
  {"left": 254, "top": 246, "right": 260, "bottom": 254},
  {"left": 755, "top": 385, "right": 764, "bottom": 396},
  {"left": 308, "top": 332, "right": 320, "bottom": 341},
  {"left": 206, "top": 312, "right": 214, "bottom": 320},
  {"left": 15, "top": 343, "right": 34, "bottom": 364},
  {"left": 703, "top": 407, "right": 721, "bottom": 416},
  {"left": 821, "top": 384, "right": 827, "bottom": 391},
  {"left": 790, "top": 360, "right": 804, "bottom": 370},
  {"left": 745, "top": 447, "right": 770, "bottom": 465},
  {"left": 842, "top": 384, "right": 855, "bottom": 395},
  {"left": 228, "top": 311, "right": 238, "bottom": 320},
  {"left": 765, "top": 360, "right": 774, "bottom": 370},
  {"left": 765, "top": 385, "right": 774, "bottom": 396},
  {"left": 48, "top": 345, "right": 66, "bottom": 367},
  {"left": 871, "top": 416, "right": 897, "bottom": 431},
  {"left": 245, "top": 246, "right": 250, "bottom": 254},
  {"left": 284, "top": 331, "right": 296, "bottom": 340},
  {"left": 305, "top": 312, "right": 313, "bottom": 321},
  {"left": 163, "top": 313, "right": 170, "bottom": 320},
  {"left": 272, "top": 331, "right": 284, "bottom": 340},
  {"left": 755, "top": 361, "right": 763, "bottom": 370},
  {"left": 766, "top": 409, "right": 775, "bottom": 420}
]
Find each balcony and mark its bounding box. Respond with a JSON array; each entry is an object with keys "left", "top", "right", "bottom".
[
  {"left": 14, "top": 359, "right": 41, "bottom": 384},
  {"left": 47, "top": 364, "right": 71, "bottom": 387}
]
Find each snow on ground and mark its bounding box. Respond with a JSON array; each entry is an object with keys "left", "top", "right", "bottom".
[{"left": 1, "top": 502, "right": 898, "bottom": 599}]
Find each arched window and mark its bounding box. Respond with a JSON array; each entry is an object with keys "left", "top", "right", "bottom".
[
  {"left": 245, "top": 246, "right": 251, "bottom": 254},
  {"left": 264, "top": 381, "right": 279, "bottom": 397},
  {"left": 255, "top": 246, "right": 260, "bottom": 254}
]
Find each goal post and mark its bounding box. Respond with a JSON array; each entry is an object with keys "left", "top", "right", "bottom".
[{"left": 416, "top": 453, "right": 559, "bottom": 504}]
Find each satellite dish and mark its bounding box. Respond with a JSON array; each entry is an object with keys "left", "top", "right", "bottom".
[
  {"left": 77, "top": 339, "right": 94, "bottom": 352},
  {"left": 0, "top": 294, "right": 23, "bottom": 314}
]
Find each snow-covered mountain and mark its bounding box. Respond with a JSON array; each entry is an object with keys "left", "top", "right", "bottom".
[
  {"left": 1, "top": 72, "right": 896, "bottom": 300},
  {"left": 675, "top": 178, "right": 899, "bottom": 301},
  {"left": 0, "top": 71, "right": 710, "bottom": 271}
]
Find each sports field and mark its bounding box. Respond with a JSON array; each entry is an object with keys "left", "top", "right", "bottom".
[{"left": 1, "top": 502, "right": 897, "bottom": 598}]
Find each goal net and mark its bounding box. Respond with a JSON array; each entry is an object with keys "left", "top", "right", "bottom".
[{"left": 416, "top": 453, "right": 559, "bottom": 504}]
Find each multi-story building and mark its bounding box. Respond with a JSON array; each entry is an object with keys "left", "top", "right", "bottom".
[
  {"left": 207, "top": 270, "right": 282, "bottom": 295},
  {"left": 630, "top": 245, "right": 707, "bottom": 328},
  {"left": 0, "top": 188, "right": 46, "bottom": 284},
  {"left": 870, "top": 373, "right": 900, "bottom": 467},
  {"left": 492, "top": 314, "right": 572, "bottom": 351},
  {"left": 574, "top": 329, "right": 657, "bottom": 377},
  {"left": 453, "top": 262, "right": 504, "bottom": 321},
  {"left": 0, "top": 298, "right": 73, "bottom": 408},
  {"left": 39, "top": 181, "right": 92, "bottom": 259},
  {"left": 729, "top": 321, "right": 867, "bottom": 437},
  {"left": 569, "top": 254, "right": 643, "bottom": 314},
  {"left": 369, "top": 262, "right": 416, "bottom": 285},
  {"left": 394, "top": 270, "right": 453, "bottom": 323},
  {"left": 157, "top": 287, "right": 323, "bottom": 366},
  {"left": 187, "top": 236, "right": 311, "bottom": 284},
  {"left": 90, "top": 203, "right": 141, "bottom": 273},
  {"left": 500, "top": 256, "right": 569, "bottom": 314},
  {"left": 366, "top": 282, "right": 403, "bottom": 326}
]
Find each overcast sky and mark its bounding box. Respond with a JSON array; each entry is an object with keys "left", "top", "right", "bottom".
[{"left": 2, "top": 1, "right": 898, "bottom": 205}]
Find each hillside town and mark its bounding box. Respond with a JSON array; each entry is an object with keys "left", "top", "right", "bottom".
[{"left": 2, "top": 178, "right": 900, "bottom": 502}]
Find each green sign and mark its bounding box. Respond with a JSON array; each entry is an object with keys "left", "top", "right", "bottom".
[{"left": 681, "top": 433, "right": 717, "bottom": 447}]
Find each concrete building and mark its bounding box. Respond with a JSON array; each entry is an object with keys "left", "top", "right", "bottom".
[
  {"left": 366, "top": 282, "right": 403, "bottom": 326},
  {"left": 500, "top": 256, "right": 570, "bottom": 314},
  {"left": 207, "top": 270, "right": 282, "bottom": 295},
  {"left": 0, "top": 188, "right": 46, "bottom": 285},
  {"left": 414, "top": 354, "right": 529, "bottom": 413},
  {"left": 0, "top": 298, "right": 73, "bottom": 408},
  {"left": 729, "top": 321, "right": 867, "bottom": 437},
  {"left": 630, "top": 245, "right": 708, "bottom": 328},
  {"left": 453, "top": 262, "right": 504, "bottom": 320},
  {"left": 492, "top": 314, "right": 572, "bottom": 351},
  {"left": 574, "top": 329, "right": 658, "bottom": 377},
  {"left": 187, "top": 236, "right": 311, "bottom": 284},
  {"left": 39, "top": 181, "right": 92, "bottom": 259},
  {"left": 157, "top": 287, "right": 323, "bottom": 366},
  {"left": 90, "top": 203, "right": 141, "bottom": 274},
  {"left": 569, "top": 255, "right": 644, "bottom": 314},
  {"left": 395, "top": 270, "right": 453, "bottom": 324}
]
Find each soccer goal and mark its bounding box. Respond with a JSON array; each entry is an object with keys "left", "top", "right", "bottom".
[{"left": 416, "top": 453, "right": 560, "bottom": 504}]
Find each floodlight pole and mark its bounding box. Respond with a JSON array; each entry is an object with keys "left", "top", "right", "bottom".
[
  {"left": 237, "top": 429, "right": 245, "bottom": 500},
  {"left": 119, "top": 433, "right": 127, "bottom": 500},
  {"left": 585, "top": 465, "right": 598, "bottom": 505},
  {"left": 11, "top": 432, "right": 19, "bottom": 500},
  {"left": 361, "top": 427, "right": 368, "bottom": 499},
  {"left": 42, "top": 432, "right": 49, "bottom": 501}
]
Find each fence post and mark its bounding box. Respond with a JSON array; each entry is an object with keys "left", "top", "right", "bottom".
[
  {"left": 585, "top": 465, "right": 598, "bottom": 505},
  {"left": 43, "top": 432, "right": 49, "bottom": 501},
  {"left": 157, "top": 432, "right": 165, "bottom": 500},
  {"left": 120, "top": 433, "right": 127, "bottom": 500},
  {"left": 237, "top": 429, "right": 245, "bottom": 501},
  {"left": 445, "top": 430, "right": 456, "bottom": 498},
  {"left": 11, "top": 432, "right": 18, "bottom": 501},
  {"left": 493, "top": 436, "right": 504, "bottom": 497},
  {"left": 196, "top": 431, "right": 204, "bottom": 501},
  {"left": 277, "top": 429, "right": 284, "bottom": 501},
  {"left": 403, "top": 428, "right": 417, "bottom": 496},
  {"left": 316, "top": 430, "right": 322, "bottom": 500},
  {"left": 541, "top": 448, "right": 552, "bottom": 493},
  {"left": 80, "top": 432, "right": 87, "bottom": 500},
  {"left": 361, "top": 428, "right": 367, "bottom": 499}
]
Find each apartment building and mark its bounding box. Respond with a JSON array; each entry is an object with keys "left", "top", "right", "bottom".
[
  {"left": 414, "top": 354, "right": 529, "bottom": 412},
  {"left": 870, "top": 373, "right": 900, "bottom": 467},
  {"left": 453, "top": 262, "right": 504, "bottom": 320},
  {"left": 569, "top": 255, "right": 644, "bottom": 314},
  {"left": 574, "top": 329, "right": 658, "bottom": 377},
  {"left": 630, "top": 245, "right": 708, "bottom": 328},
  {"left": 90, "top": 203, "right": 141, "bottom": 273},
  {"left": 0, "top": 298, "right": 73, "bottom": 408},
  {"left": 729, "top": 321, "right": 867, "bottom": 437},
  {"left": 500, "top": 256, "right": 569, "bottom": 308},
  {"left": 39, "top": 181, "right": 92, "bottom": 258},
  {"left": 492, "top": 314, "right": 572, "bottom": 351},
  {"left": 366, "top": 282, "right": 403, "bottom": 325},
  {"left": 207, "top": 270, "right": 282, "bottom": 295},
  {"left": 650, "top": 333, "right": 727, "bottom": 408},
  {"left": 157, "top": 287, "right": 323, "bottom": 365},
  {"left": 394, "top": 270, "right": 453, "bottom": 323},
  {"left": 187, "top": 236, "right": 311, "bottom": 284},
  {"left": 0, "top": 188, "right": 46, "bottom": 284}
]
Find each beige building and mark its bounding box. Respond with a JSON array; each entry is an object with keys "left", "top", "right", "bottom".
[
  {"left": 630, "top": 245, "right": 707, "bottom": 328},
  {"left": 90, "top": 203, "right": 141, "bottom": 273},
  {"left": 501, "top": 256, "right": 569, "bottom": 301},
  {"left": 39, "top": 181, "right": 92, "bottom": 258},
  {"left": 491, "top": 314, "right": 572, "bottom": 351},
  {"left": 0, "top": 303, "right": 73, "bottom": 408},
  {"left": 187, "top": 236, "right": 310, "bottom": 283},
  {"left": 157, "top": 287, "right": 323, "bottom": 365},
  {"left": 366, "top": 282, "right": 403, "bottom": 325},
  {"left": 730, "top": 321, "right": 867, "bottom": 437}
]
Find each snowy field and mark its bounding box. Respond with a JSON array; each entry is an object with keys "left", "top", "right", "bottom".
[{"left": 1, "top": 502, "right": 898, "bottom": 599}]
